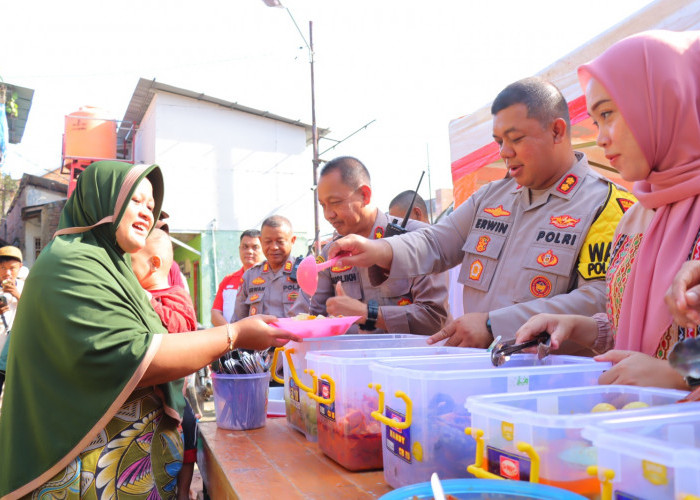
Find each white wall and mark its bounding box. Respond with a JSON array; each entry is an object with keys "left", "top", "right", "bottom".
[
  {"left": 135, "top": 92, "right": 313, "bottom": 236},
  {"left": 23, "top": 219, "right": 41, "bottom": 267},
  {"left": 134, "top": 100, "right": 157, "bottom": 165}
]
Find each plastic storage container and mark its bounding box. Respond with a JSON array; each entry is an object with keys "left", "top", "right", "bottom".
[
  {"left": 212, "top": 372, "right": 270, "bottom": 430},
  {"left": 306, "top": 346, "right": 481, "bottom": 470},
  {"left": 466, "top": 385, "right": 689, "bottom": 499},
  {"left": 582, "top": 402, "right": 700, "bottom": 500},
  {"left": 379, "top": 478, "right": 587, "bottom": 499},
  {"left": 368, "top": 354, "right": 611, "bottom": 489},
  {"left": 270, "top": 333, "right": 428, "bottom": 441}
]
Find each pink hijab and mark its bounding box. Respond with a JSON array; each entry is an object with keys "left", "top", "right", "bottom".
[{"left": 578, "top": 30, "right": 700, "bottom": 356}]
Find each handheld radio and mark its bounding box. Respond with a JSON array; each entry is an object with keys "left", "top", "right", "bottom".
[{"left": 385, "top": 171, "right": 426, "bottom": 237}]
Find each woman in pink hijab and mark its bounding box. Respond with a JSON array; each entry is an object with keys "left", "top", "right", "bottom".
[{"left": 515, "top": 30, "right": 700, "bottom": 390}]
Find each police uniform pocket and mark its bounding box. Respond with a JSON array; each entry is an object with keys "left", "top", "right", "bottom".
[
  {"left": 512, "top": 246, "right": 577, "bottom": 303},
  {"left": 245, "top": 288, "right": 265, "bottom": 304},
  {"left": 464, "top": 231, "right": 507, "bottom": 260},
  {"left": 283, "top": 287, "right": 301, "bottom": 305},
  {"left": 373, "top": 276, "right": 413, "bottom": 309},
  {"left": 459, "top": 236, "right": 506, "bottom": 293},
  {"left": 244, "top": 288, "right": 264, "bottom": 316},
  {"left": 331, "top": 271, "right": 364, "bottom": 300}
]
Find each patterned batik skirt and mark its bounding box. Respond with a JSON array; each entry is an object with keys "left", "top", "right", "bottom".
[{"left": 25, "top": 387, "right": 183, "bottom": 499}]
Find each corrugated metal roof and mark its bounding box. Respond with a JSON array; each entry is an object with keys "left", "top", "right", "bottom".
[
  {"left": 2, "top": 83, "right": 34, "bottom": 144},
  {"left": 118, "top": 78, "right": 329, "bottom": 146}
]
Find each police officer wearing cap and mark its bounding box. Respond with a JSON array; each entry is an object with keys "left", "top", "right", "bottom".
[
  {"left": 290, "top": 156, "right": 449, "bottom": 335},
  {"left": 234, "top": 216, "right": 301, "bottom": 320},
  {"left": 327, "top": 77, "right": 635, "bottom": 349}
]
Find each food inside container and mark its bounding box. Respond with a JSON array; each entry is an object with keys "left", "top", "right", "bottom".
[
  {"left": 582, "top": 402, "right": 700, "bottom": 500},
  {"left": 369, "top": 354, "right": 612, "bottom": 489},
  {"left": 317, "top": 394, "right": 383, "bottom": 470},
  {"left": 465, "top": 385, "right": 689, "bottom": 498},
  {"left": 273, "top": 334, "right": 429, "bottom": 441},
  {"left": 306, "top": 346, "right": 477, "bottom": 471}
]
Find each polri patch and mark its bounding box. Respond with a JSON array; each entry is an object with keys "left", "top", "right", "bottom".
[
  {"left": 557, "top": 174, "right": 578, "bottom": 194},
  {"left": 397, "top": 298, "right": 412, "bottom": 306},
  {"left": 375, "top": 226, "right": 384, "bottom": 239},
  {"left": 250, "top": 305, "right": 258, "bottom": 315},
  {"left": 530, "top": 276, "right": 552, "bottom": 297}
]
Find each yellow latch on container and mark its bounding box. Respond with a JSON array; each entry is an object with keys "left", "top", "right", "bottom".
[
  {"left": 465, "top": 426, "right": 540, "bottom": 483},
  {"left": 368, "top": 383, "right": 412, "bottom": 429},
  {"left": 270, "top": 347, "right": 285, "bottom": 384},
  {"left": 280, "top": 347, "right": 313, "bottom": 393},
  {"left": 304, "top": 369, "right": 336, "bottom": 405},
  {"left": 587, "top": 465, "right": 615, "bottom": 500}
]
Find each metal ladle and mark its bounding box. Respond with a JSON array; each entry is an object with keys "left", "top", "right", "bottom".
[
  {"left": 491, "top": 332, "right": 551, "bottom": 367},
  {"left": 669, "top": 337, "right": 700, "bottom": 379}
]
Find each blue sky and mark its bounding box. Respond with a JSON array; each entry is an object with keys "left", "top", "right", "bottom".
[{"left": 2, "top": 0, "right": 654, "bottom": 213}]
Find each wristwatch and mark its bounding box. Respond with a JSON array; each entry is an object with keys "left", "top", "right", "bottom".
[
  {"left": 686, "top": 375, "right": 700, "bottom": 388},
  {"left": 485, "top": 316, "right": 493, "bottom": 336},
  {"left": 360, "top": 299, "right": 379, "bottom": 331}
]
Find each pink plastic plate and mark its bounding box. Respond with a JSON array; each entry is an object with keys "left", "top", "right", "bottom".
[{"left": 272, "top": 316, "right": 362, "bottom": 338}]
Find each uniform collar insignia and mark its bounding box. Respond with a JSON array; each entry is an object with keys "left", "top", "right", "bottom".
[{"left": 556, "top": 174, "right": 579, "bottom": 195}]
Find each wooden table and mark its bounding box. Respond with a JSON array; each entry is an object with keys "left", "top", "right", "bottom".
[{"left": 197, "top": 419, "right": 392, "bottom": 499}]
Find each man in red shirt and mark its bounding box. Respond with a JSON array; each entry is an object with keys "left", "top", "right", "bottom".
[{"left": 211, "top": 229, "right": 263, "bottom": 326}]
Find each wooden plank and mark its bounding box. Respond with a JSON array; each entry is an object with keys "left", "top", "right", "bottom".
[{"left": 197, "top": 419, "right": 391, "bottom": 499}]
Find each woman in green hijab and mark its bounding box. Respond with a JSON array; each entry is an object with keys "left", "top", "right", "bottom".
[{"left": 0, "top": 161, "right": 297, "bottom": 499}]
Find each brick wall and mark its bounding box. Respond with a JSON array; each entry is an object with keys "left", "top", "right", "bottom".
[
  {"left": 41, "top": 200, "right": 67, "bottom": 248},
  {"left": 1, "top": 190, "right": 26, "bottom": 247}
]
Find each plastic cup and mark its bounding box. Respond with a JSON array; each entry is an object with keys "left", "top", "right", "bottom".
[{"left": 212, "top": 372, "right": 270, "bottom": 430}]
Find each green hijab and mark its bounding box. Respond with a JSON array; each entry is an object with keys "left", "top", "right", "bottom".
[{"left": 0, "top": 161, "right": 185, "bottom": 498}]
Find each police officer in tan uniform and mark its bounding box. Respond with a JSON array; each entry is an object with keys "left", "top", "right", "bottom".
[
  {"left": 234, "top": 215, "right": 301, "bottom": 320},
  {"left": 327, "top": 77, "right": 636, "bottom": 348},
  {"left": 290, "top": 157, "right": 449, "bottom": 335},
  {"left": 389, "top": 190, "right": 430, "bottom": 224}
]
